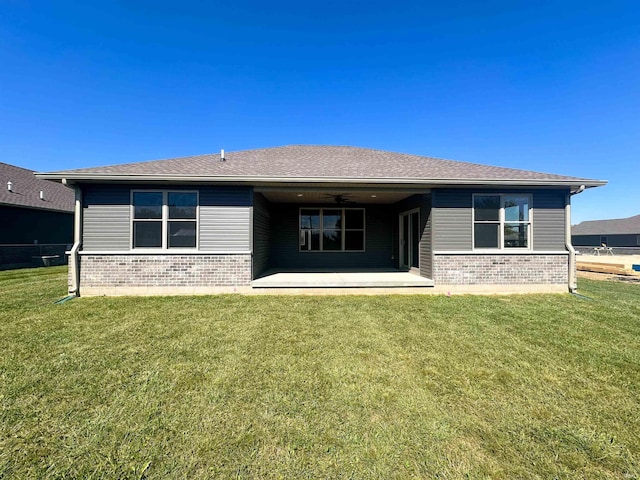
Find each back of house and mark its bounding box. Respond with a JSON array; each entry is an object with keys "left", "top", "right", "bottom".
[{"left": 36, "top": 145, "right": 606, "bottom": 296}]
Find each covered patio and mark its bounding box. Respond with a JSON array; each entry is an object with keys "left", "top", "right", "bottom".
[{"left": 252, "top": 186, "right": 434, "bottom": 285}]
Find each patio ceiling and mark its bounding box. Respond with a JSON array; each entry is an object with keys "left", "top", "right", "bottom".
[{"left": 259, "top": 189, "right": 420, "bottom": 204}]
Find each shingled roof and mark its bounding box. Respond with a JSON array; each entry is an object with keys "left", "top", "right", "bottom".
[
  {"left": 37, "top": 145, "right": 606, "bottom": 188},
  {"left": 572, "top": 214, "right": 640, "bottom": 235},
  {"left": 0, "top": 162, "right": 74, "bottom": 213}
]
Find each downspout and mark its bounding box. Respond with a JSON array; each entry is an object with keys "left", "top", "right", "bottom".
[
  {"left": 64, "top": 180, "right": 82, "bottom": 296},
  {"left": 566, "top": 185, "right": 585, "bottom": 293}
]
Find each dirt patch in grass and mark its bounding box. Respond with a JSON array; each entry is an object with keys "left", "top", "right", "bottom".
[{"left": 578, "top": 270, "right": 640, "bottom": 284}]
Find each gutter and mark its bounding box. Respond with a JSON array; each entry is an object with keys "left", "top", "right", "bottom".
[
  {"left": 566, "top": 185, "right": 586, "bottom": 293},
  {"left": 65, "top": 181, "right": 82, "bottom": 296},
  {"left": 36, "top": 173, "right": 608, "bottom": 189}
]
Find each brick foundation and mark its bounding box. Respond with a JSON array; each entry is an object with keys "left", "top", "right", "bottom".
[
  {"left": 433, "top": 253, "right": 569, "bottom": 285},
  {"left": 78, "top": 254, "right": 252, "bottom": 293}
]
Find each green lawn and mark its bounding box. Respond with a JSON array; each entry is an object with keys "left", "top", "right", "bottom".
[{"left": 1, "top": 267, "right": 639, "bottom": 479}]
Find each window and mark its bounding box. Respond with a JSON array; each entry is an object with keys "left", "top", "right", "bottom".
[
  {"left": 300, "top": 208, "right": 364, "bottom": 252},
  {"left": 473, "top": 194, "right": 531, "bottom": 249},
  {"left": 132, "top": 191, "right": 198, "bottom": 249}
]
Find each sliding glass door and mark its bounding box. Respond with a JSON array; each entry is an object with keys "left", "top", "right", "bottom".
[{"left": 400, "top": 210, "right": 420, "bottom": 271}]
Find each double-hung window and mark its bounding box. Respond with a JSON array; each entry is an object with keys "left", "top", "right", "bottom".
[
  {"left": 300, "top": 208, "right": 365, "bottom": 252},
  {"left": 473, "top": 194, "right": 531, "bottom": 249},
  {"left": 132, "top": 191, "right": 198, "bottom": 249}
]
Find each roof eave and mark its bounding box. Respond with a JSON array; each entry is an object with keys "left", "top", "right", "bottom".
[
  {"left": 35, "top": 173, "right": 608, "bottom": 189},
  {"left": 0, "top": 201, "right": 74, "bottom": 214}
]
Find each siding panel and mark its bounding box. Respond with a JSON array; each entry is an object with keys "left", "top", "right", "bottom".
[
  {"left": 252, "top": 192, "right": 271, "bottom": 277},
  {"left": 533, "top": 190, "right": 567, "bottom": 251},
  {"left": 420, "top": 197, "right": 433, "bottom": 278},
  {"left": 432, "top": 189, "right": 473, "bottom": 251},
  {"left": 82, "top": 185, "right": 130, "bottom": 251},
  {"left": 200, "top": 187, "right": 252, "bottom": 207},
  {"left": 199, "top": 206, "right": 251, "bottom": 251},
  {"left": 199, "top": 186, "right": 252, "bottom": 252}
]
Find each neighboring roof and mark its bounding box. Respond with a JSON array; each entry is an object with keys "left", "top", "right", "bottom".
[
  {"left": 0, "top": 162, "right": 74, "bottom": 213},
  {"left": 572, "top": 214, "right": 640, "bottom": 236},
  {"left": 36, "top": 145, "right": 607, "bottom": 189}
]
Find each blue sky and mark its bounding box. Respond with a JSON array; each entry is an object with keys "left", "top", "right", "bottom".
[{"left": 1, "top": 1, "right": 638, "bottom": 224}]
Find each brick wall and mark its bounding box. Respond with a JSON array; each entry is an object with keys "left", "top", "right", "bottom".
[
  {"left": 433, "top": 254, "right": 568, "bottom": 285},
  {"left": 78, "top": 254, "right": 252, "bottom": 288}
]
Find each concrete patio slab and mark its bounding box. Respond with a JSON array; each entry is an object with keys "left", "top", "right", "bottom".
[{"left": 251, "top": 270, "right": 435, "bottom": 288}]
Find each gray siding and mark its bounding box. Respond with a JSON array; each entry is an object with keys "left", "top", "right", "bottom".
[
  {"left": 432, "top": 190, "right": 473, "bottom": 251},
  {"left": 199, "top": 206, "right": 251, "bottom": 251},
  {"left": 81, "top": 184, "right": 252, "bottom": 252},
  {"left": 199, "top": 186, "right": 252, "bottom": 252},
  {"left": 199, "top": 187, "right": 252, "bottom": 207},
  {"left": 532, "top": 190, "right": 567, "bottom": 251},
  {"left": 252, "top": 192, "right": 271, "bottom": 277},
  {"left": 82, "top": 185, "right": 130, "bottom": 251},
  {"left": 432, "top": 188, "right": 569, "bottom": 252},
  {"left": 420, "top": 198, "right": 433, "bottom": 278},
  {"left": 269, "top": 204, "right": 395, "bottom": 270}
]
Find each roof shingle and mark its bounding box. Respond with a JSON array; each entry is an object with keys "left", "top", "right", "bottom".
[
  {"left": 0, "top": 162, "right": 74, "bottom": 212},
  {"left": 572, "top": 214, "right": 640, "bottom": 235},
  {"left": 38, "top": 145, "right": 605, "bottom": 187}
]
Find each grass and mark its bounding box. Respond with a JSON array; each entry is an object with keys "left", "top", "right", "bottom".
[{"left": 0, "top": 267, "right": 639, "bottom": 479}]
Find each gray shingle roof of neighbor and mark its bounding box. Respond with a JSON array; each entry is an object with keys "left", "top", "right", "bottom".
[
  {"left": 0, "top": 162, "right": 74, "bottom": 213},
  {"left": 572, "top": 214, "right": 640, "bottom": 235},
  {"left": 37, "top": 145, "right": 606, "bottom": 188}
]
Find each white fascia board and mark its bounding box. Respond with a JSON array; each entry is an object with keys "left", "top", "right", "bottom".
[{"left": 35, "top": 173, "right": 608, "bottom": 189}]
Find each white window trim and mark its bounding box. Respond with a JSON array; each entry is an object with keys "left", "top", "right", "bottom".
[
  {"left": 472, "top": 193, "right": 533, "bottom": 251},
  {"left": 131, "top": 190, "right": 200, "bottom": 251},
  {"left": 299, "top": 207, "right": 366, "bottom": 253}
]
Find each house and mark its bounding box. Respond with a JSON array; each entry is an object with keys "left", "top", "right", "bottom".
[
  {"left": 36, "top": 145, "right": 606, "bottom": 296},
  {"left": 1, "top": 162, "right": 74, "bottom": 269},
  {"left": 572, "top": 214, "right": 640, "bottom": 255}
]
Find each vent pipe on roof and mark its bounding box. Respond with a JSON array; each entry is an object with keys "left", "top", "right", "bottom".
[
  {"left": 220, "top": 149, "right": 225, "bottom": 162},
  {"left": 7, "top": 181, "right": 12, "bottom": 192},
  {"left": 40, "top": 190, "right": 45, "bottom": 200}
]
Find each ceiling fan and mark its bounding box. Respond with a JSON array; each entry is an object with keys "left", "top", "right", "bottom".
[{"left": 322, "top": 193, "right": 356, "bottom": 205}]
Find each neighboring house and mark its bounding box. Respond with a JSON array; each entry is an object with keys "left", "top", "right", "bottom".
[
  {"left": 37, "top": 145, "right": 606, "bottom": 296},
  {"left": 572, "top": 214, "right": 640, "bottom": 254},
  {"left": 0, "top": 162, "right": 74, "bottom": 269}
]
